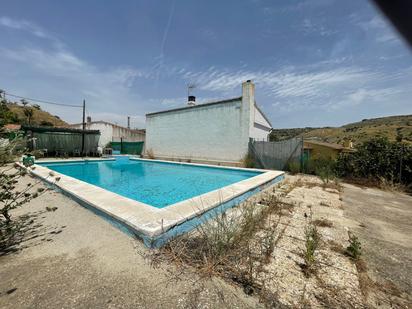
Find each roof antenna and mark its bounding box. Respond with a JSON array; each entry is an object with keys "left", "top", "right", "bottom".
[{"left": 187, "top": 83, "right": 196, "bottom": 106}]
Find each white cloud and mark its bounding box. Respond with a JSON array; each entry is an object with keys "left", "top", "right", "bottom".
[
  {"left": 355, "top": 14, "right": 400, "bottom": 44},
  {"left": 0, "top": 16, "right": 54, "bottom": 39},
  {"left": 178, "top": 62, "right": 412, "bottom": 114}
]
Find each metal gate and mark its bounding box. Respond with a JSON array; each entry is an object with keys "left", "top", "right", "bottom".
[{"left": 249, "top": 137, "right": 303, "bottom": 170}]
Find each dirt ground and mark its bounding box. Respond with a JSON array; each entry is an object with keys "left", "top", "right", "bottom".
[
  {"left": 342, "top": 184, "right": 412, "bottom": 308},
  {"left": 0, "top": 174, "right": 258, "bottom": 309},
  {"left": 1, "top": 171, "right": 411, "bottom": 308}
]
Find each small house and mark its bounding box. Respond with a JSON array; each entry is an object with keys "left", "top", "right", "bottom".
[{"left": 145, "top": 80, "right": 272, "bottom": 165}]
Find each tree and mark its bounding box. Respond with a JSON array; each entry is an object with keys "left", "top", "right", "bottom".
[
  {"left": 23, "top": 107, "right": 34, "bottom": 125},
  {"left": 20, "top": 99, "right": 28, "bottom": 107}
]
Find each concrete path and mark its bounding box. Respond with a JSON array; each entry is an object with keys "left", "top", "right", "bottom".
[{"left": 342, "top": 184, "right": 412, "bottom": 306}]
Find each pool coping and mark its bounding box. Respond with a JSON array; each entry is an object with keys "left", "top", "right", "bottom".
[{"left": 20, "top": 157, "right": 284, "bottom": 246}]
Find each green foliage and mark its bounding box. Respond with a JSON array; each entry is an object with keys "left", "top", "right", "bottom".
[
  {"left": 0, "top": 102, "right": 18, "bottom": 126},
  {"left": 336, "top": 138, "right": 412, "bottom": 185},
  {"left": 287, "top": 161, "right": 301, "bottom": 174},
  {"left": 304, "top": 157, "right": 336, "bottom": 183},
  {"left": 303, "top": 225, "right": 320, "bottom": 274},
  {"left": 346, "top": 234, "right": 361, "bottom": 260}
]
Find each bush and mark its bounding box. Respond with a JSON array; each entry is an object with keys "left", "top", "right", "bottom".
[
  {"left": 336, "top": 138, "right": 412, "bottom": 186},
  {"left": 304, "top": 157, "right": 336, "bottom": 183},
  {"left": 287, "top": 161, "right": 301, "bottom": 174}
]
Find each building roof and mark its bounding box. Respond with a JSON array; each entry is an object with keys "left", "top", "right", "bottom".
[
  {"left": 146, "top": 97, "right": 242, "bottom": 117},
  {"left": 22, "top": 125, "right": 100, "bottom": 135},
  {"left": 2, "top": 124, "right": 21, "bottom": 131},
  {"left": 70, "top": 120, "right": 145, "bottom": 134},
  {"left": 254, "top": 103, "right": 272, "bottom": 128}
]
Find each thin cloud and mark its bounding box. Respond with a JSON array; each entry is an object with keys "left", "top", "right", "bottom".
[{"left": 0, "top": 16, "right": 53, "bottom": 39}]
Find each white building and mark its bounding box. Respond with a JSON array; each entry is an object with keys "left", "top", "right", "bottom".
[
  {"left": 71, "top": 120, "right": 145, "bottom": 148},
  {"left": 145, "top": 80, "right": 272, "bottom": 165}
]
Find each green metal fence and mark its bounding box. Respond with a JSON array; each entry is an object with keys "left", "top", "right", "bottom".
[{"left": 111, "top": 141, "right": 144, "bottom": 155}]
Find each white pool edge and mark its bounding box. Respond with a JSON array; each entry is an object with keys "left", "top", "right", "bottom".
[{"left": 19, "top": 158, "right": 284, "bottom": 246}]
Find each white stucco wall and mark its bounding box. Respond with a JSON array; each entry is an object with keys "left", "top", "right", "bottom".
[
  {"left": 145, "top": 81, "right": 269, "bottom": 163},
  {"left": 250, "top": 106, "right": 272, "bottom": 141},
  {"left": 145, "top": 99, "right": 249, "bottom": 162},
  {"left": 71, "top": 122, "right": 145, "bottom": 147}
]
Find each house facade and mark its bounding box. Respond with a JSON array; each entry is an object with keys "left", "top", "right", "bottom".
[
  {"left": 70, "top": 120, "right": 145, "bottom": 148},
  {"left": 145, "top": 80, "right": 272, "bottom": 165}
]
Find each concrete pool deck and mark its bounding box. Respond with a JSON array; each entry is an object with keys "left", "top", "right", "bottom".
[{"left": 22, "top": 157, "right": 284, "bottom": 246}]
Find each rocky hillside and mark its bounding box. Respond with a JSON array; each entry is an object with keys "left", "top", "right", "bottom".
[
  {"left": 270, "top": 115, "right": 412, "bottom": 145},
  {"left": 1, "top": 103, "right": 68, "bottom": 127}
]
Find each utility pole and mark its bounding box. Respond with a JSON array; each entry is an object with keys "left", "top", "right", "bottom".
[{"left": 81, "top": 99, "right": 86, "bottom": 156}]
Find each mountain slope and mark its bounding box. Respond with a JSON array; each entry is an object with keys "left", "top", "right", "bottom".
[
  {"left": 270, "top": 115, "right": 412, "bottom": 145},
  {"left": 4, "top": 103, "right": 68, "bottom": 127}
]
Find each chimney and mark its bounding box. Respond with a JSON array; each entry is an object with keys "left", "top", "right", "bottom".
[
  {"left": 187, "top": 95, "right": 196, "bottom": 106},
  {"left": 127, "top": 116, "right": 130, "bottom": 129},
  {"left": 86, "top": 116, "right": 91, "bottom": 123}
]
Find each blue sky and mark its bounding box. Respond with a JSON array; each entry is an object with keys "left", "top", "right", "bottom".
[{"left": 0, "top": 0, "right": 411, "bottom": 128}]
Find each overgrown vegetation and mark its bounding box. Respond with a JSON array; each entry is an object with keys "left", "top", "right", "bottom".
[
  {"left": 241, "top": 153, "right": 255, "bottom": 168},
  {"left": 336, "top": 138, "right": 412, "bottom": 190},
  {"left": 287, "top": 161, "right": 301, "bottom": 174},
  {"left": 148, "top": 191, "right": 290, "bottom": 305}
]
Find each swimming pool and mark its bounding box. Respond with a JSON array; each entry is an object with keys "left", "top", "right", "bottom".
[
  {"left": 40, "top": 157, "right": 262, "bottom": 208},
  {"left": 29, "top": 157, "right": 284, "bottom": 247}
]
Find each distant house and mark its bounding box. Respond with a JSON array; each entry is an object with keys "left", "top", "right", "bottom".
[
  {"left": 145, "top": 80, "right": 272, "bottom": 165},
  {"left": 70, "top": 119, "right": 145, "bottom": 148},
  {"left": 303, "top": 139, "right": 354, "bottom": 160}
]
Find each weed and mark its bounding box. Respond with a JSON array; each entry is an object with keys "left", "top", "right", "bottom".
[
  {"left": 149, "top": 193, "right": 285, "bottom": 306},
  {"left": 145, "top": 148, "right": 155, "bottom": 159},
  {"left": 302, "top": 224, "right": 320, "bottom": 276},
  {"left": 346, "top": 233, "right": 362, "bottom": 260},
  {"left": 241, "top": 153, "right": 255, "bottom": 168}
]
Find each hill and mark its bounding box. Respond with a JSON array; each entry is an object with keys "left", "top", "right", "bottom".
[
  {"left": 270, "top": 115, "right": 412, "bottom": 145},
  {"left": 1, "top": 102, "right": 68, "bottom": 127}
]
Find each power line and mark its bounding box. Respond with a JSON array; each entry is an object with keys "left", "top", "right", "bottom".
[{"left": 4, "top": 91, "right": 82, "bottom": 108}]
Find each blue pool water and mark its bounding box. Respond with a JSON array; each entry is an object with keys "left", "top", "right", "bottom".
[{"left": 39, "top": 157, "right": 262, "bottom": 208}]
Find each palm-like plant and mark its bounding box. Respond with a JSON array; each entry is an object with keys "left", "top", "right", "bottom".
[
  {"left": 23, "top": 107, "right": 34, "bottom": 125},
  {"left": 20, "top": 99, "right": 28, "bottom": 107}
]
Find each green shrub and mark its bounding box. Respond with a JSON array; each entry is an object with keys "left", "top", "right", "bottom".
[
  {"left": 346, "top": 234, "right": 361, "bottom": 260},
  {"left": 287, "top": 161, "right": 301, "bottom": 174},
  {"left": 303, "top": 157, "right": 337, "bottom": 182},
  {"left": 336, "top": 138, "right": 412, "bottom": 185}
]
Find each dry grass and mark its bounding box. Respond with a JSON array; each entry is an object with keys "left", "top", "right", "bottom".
[
  {"left": 146, "top": 193, "right": 291, "bottom": 306},
  {"left": 145, "top": 148, "right": 155, "bottom": 159}
]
